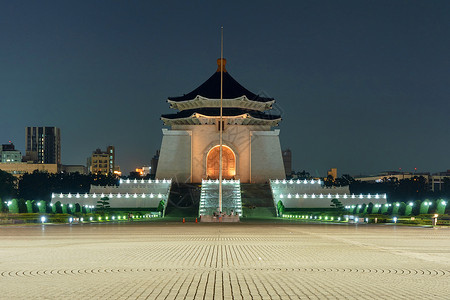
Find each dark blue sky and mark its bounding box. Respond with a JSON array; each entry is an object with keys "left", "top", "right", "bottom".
[{"left": 1, "top": 0, "right": 449, "bottom": 176}]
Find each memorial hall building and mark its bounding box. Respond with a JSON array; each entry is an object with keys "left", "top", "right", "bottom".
[{"left": 155, "top": 59, "right": 286, "bottom": 183}]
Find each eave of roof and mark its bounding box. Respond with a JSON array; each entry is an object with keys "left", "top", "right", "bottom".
[
  {"left": 167, "top": 96, "right": 274, "bottom": 112},
  {"left": 161, "top": 108, "right": 281, "bottom": 120}
]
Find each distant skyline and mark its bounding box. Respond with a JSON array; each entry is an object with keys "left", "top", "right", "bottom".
[{"left": 1, "top": 0, "right": 449, "bottom": 176}]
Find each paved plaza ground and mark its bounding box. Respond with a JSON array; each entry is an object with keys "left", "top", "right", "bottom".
[{"left": 1, "top": 222, "right": 449, "bottom": 299}]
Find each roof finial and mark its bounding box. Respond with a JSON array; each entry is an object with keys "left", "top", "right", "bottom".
[{"left": 216, "top": 58, "right": 227, "bottom": 72}]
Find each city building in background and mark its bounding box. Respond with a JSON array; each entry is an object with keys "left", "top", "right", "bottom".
[
  {"left": 61, "top": 165, "right": 87, "bottom": 174},
  {"left": 88, "top": 146, "right": 115, "bottom": 175},
  {"left": 355, "top": 171, "right": 430, "bottom": 183},
  {"left": 431, "top": 170, "right": 450, "bottom": 192},
  {"left": 150, "top": 150, "right": 159, "bottom": 176},
  {"left": 113, "top": 166, "right": 122, "bottom": 176},
  {"left": 135, "top": 166, "right": 151, "bottom": 177},
  {"left": 282, "top": 149, "right": 292, "bottom": 177},
  {"left": 353, "top": 170, "right": 450, "bottom": 192},
  {"left": 0, "top": 143, "right": 22, "bottom": 163},
  {"left": 0, "top": 131, "right": 62, "bottom": 177},
  {"left": 327, "top": 168, "right": 337, "bottom": 180},
  {"left": 25, "top": 127, "right": 61, "bottom": 164},
  {"left": 0, "top": 162, "right": 59, "bottom": 177}
]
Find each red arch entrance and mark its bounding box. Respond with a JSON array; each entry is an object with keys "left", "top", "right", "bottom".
[{"left": 206, "top": 145, "right": 236, "bottom": 180}]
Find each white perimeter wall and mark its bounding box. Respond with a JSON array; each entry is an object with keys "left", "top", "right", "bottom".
[
  {"left": 270, "top": 180, "right": 387, "bottom": 208},
  {"left": 278, "top": 196, "right": 387, "bottom": 209},
  {"left": 52, "top": 181, "right": 172, "bottom": 208},
  {"left": 52, "top": 195, "right": 165, "bottom": 208}
]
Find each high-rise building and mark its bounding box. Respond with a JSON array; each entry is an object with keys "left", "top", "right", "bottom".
[
  {"left": 89, "top": 146, "right": 115, "bottom": 175},
  {"left": 25, "top": 127, "right": 61, "bottom": 164},
  {"left": 150, "top": 150, "right": 160, "bottom": 176}
]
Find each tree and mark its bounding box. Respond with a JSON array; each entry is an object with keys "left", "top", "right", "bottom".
[
  {"left": 127, "top": 172, "right": 141, "bottom": 180},
  {"left": 398, "top": 202, "right": 407, "bottom": 216},
  {"left": 341, "top": 174, "right": 355, "bottom": 185},
  {"left": 0, "top": 170, "right": 17, "bottom": 200},
  {"left": 411, "top": 200, "right": 421, "bottom": 216},
  {"left": 17, "top": 171, "right": 119, "bottom": 202},
  {"left": 157, "top": 200, "right": 165, "bottom": 216},
  {"left": 17, "top": 199, "right": 27, "bottom": 213},
  {"left": 277, "top": 200, "right": 285, "bottom": 216},
  {"left": 330, "top": 198, "right": 343, "bottom": 210},
  {"left": 18, "top": 171, "right": 53, "bottom": 201},
  {"left": 97, "top": 197, "right": 110, "bottom": 210},
  {"left": 360, "top": 203, "right": 367, "bottom": 214},
  {"left": 324, "top": 175, "right": 334, "bottom": 188},
  {"left": 0, "top": 198, "right": 6, "bottom": 213},
  {"left": 296, "top": 170, "right": 312, "bottom": 180},
  {"left": 334, "top": 175, "right": 354, "bottom": 187}
]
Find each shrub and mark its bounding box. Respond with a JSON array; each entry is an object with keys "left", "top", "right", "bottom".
[
  {"left": 8, "top": 199, "right": 20, "bottom": 213},
  {"left": 412, "top": 200, "right": 421, "bottom": 215},
  {"left": 398, "top": 202, "right": 407, "bottom": 216},
  {"left": 277, "top": 200, "right": 285, "bottom": 216},
  {"left": 18, "top": 199, "right": 27, "bottom": 213},
  {"left": 54, "top": 201, "right": 63, "bottom": 214},
  {"left": 36, "top": 200, "right": 46, "bottom": 213}
]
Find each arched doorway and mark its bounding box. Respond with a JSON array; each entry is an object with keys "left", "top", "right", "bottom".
[{"left": 206, "top": 145, "right": 236, "bottom": 180}]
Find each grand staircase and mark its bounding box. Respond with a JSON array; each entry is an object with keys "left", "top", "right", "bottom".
[{"left": 199, "top": 179, "right": 243, "bottom": 217}]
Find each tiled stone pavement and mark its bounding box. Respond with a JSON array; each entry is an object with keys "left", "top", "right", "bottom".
[{"left": 1, "top": 223, "right": 449, "bottom": 299}]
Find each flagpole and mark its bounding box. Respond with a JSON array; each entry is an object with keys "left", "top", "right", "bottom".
[{"left": 219, "top": 26, "right": 223, "bottom": 214}]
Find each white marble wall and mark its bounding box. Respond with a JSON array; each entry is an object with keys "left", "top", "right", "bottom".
[
  {"left": 251, "top": 130, "right": 286, "bottom": 183},
  {"left": 156, "top": 125, "right": 286, "bottom": 183},
  {"left": 155, "top": 129, "right": 192, "bottom": 182}
]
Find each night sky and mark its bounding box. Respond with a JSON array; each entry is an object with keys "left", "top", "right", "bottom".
[{"left": 1, "top": 0, "right": 449, "bottom": 177}]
